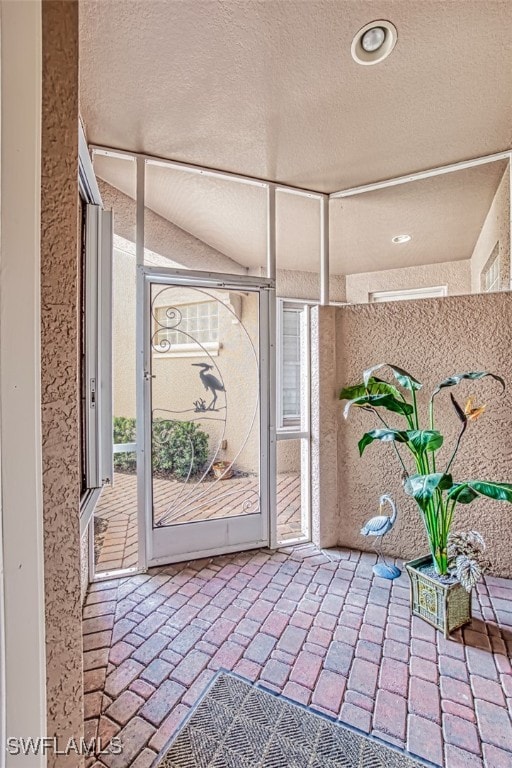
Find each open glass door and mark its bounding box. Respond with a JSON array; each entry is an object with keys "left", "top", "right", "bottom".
[{"left": 142, "top": 270, "right": 272, "bottom": 566}]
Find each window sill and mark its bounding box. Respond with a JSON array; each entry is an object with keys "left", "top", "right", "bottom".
[{"left": 156, "top": 341, "right": 221, "bottom": 358}]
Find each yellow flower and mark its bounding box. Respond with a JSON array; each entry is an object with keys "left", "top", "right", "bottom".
[{"left": 464, "top": 397, "right": 486, "bottom": 421}]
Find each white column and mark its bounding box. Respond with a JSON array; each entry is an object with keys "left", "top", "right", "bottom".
[
  {"left": 0, "top": 1, "right": 46, "bottom": 765},
  {"left": 310, "top": 306, "right": 339, "bottom": 548},
  {"left": 320, "top": 195, "right": 330, "bottom": 305}
]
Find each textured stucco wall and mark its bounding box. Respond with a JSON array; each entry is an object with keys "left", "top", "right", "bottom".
[
  {"left": 80, "top": 529, "right": 89, "bottom": 606},
  {"left": 470, "top": 164, "right": 510, "bottom": 292},
  {"left": 310, "top": 306, "right": 339, "bottom": 548},
  {"left": 98, "top": 178, "right": 244, "bottom": 273},
  {"left": 336, "top": 292, "right": 512, "bottom": 578},
  {"left": 345, "top": 259, "right": 471, "bottom": 305},
  {"left": 276, "top": 268, "right": 346, "bottom": 302},
  {"left": 41, "top": 2, "right": 84, "bottom": 765}
]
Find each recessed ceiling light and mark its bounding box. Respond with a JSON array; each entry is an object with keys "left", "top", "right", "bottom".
[
  {"left": 392, "top": 234, "right": 411, "bottom": 244},
  {"left": 361, "top": 27, "right": 386, "bottom": 53},
  {"left": 351, "top": 21, "right": 398, "bottom": 65}
]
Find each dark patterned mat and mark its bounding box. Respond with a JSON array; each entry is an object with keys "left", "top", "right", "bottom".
[{"left": 158, "top": 672, "right": 431, "bottom": 768}]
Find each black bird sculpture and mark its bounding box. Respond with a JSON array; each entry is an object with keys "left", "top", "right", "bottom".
[{"left": 192, "top": 363, "right": 225, "bottom": 410}]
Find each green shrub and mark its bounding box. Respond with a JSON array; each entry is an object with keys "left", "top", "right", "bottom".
[
  {"left": 113, "top": 416, "right": 209, "bottom": 479},
  {"left": 113, "top": 416, "right": 136, "bottom": 472}
]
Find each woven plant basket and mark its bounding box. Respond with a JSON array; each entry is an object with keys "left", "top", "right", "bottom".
[{"left": 406, "top": 555, "right": 472, "bottom": 638}]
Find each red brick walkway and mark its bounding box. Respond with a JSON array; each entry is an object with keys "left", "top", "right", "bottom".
[
  {"left": 83, "top": 545, "right": 512, "bottom": 768},
  {"left": 95, "top": 472, "right": 303, "bottom": 572}
]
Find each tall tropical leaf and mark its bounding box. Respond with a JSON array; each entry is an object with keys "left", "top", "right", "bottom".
[
  {"left": 431, "top": 371, "right": 505, "bottom": 399},
  {"left": 363, "top": 363, "right": 422, "bottom": 391},
  {"left": 343, "top": 394, "right": 414, "bottom": 420},
  {"left": 449, "top": 393, "right": 467, "bottom": 423},
  {"left": 404, "top": 473, "right": 453, "bottom": 510},
  {"left": 340, "top": 376, "right": 404, "bottom": 402},
  {"left": 358, "top": 428, "right": 409, "bottom": 457},
  {"left": 449, "top": 480, "right": 512, "bottom": 505},
  {"left": 406, "top": 430, "right": 444, "bottom": 454},
  {"left": 447, "top": 483, "right": 478, "bottom": 504}
]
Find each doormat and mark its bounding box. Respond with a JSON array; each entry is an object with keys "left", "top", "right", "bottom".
[{"left": 157, "top": 671, "right": 434, "bottom": 767}]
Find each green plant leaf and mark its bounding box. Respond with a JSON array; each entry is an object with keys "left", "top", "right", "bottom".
[
  {"left": 449, "top": 480, "right": 512, "bottom": 504},
  {"left": 447, "top": 483, "right": 478, "bottom": 504},
  {"left": 404, "top": 473, "right": 453, "bottom": 510},
  {"left": 358, "top": 428, "right": 409, "bottom": 457},
  {"left": 363, "top": 363, "right": 422, "bottom": 391},
  {"left": 432, "top": 371, "right": 505, "bottom": 399},
  {"left": 406, "top": 430, "right": 444, "bottom": 453},
  {"left": 449, "top": 393, "right": 467, "bottom": 423},
  {"left": 339, "top": 377, "right": 404, "bottom": 402},
  {"left": 343, "top": 394, "right": 414, "bottom": 420}
]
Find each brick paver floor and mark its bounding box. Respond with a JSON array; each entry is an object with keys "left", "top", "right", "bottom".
[
  {"left": 83, "top": 544, "right": 512, "bottom": 768},
  {"left": 95, "top": 472, "right": 303, "bottom": 572}
]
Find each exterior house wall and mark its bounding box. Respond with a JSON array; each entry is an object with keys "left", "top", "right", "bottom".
[
  {"left": 345, "top": 259, "right": 471, "bottom": 305},
  {"left": 99, "top": 179, "right": 243, "bottom": 273},
  {"left": 335, "top": 292, "right": 512, "bottom": 578},
  {"left": 40, "top": 2, "right": 84, "bottom": 765},
  {"left": 470, "top": 164, "right": 511, "bottom": 293},
  {"left": 276, "top": 268, "right": 347, "bottom": 303},
  {"left": 151, "top": 286, "right": 261, "bottom": 474},
  {"left": 310, "top": 307, "right": 339, "bottom": 548},
  {"left": 111, "top": 256, "right": 318, "bottom": 477}
]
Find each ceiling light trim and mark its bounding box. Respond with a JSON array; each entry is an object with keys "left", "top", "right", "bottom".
[{"left": 351, "top": 20, "right": 397, "bottom": 66}]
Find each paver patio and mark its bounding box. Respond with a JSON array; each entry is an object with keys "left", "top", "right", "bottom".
[
  {"left": 95, "top": 472, "right": 303, "bottom": 572},
  {"left": 83, "top": 544, "right": 512, "bottom": 768}
]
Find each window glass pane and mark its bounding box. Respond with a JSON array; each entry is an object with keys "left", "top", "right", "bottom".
[
  {"left": 278, "top": 303, "right": 307, "bottom": 428},
  {"left": 155, "top": 302, "right": 219, "bottom": 348}
]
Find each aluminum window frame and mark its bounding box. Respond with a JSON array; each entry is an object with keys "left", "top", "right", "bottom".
[
  {"left": 79, "top": 124, "right": 114, "bottom": 536},
  {"left": 482, "top": 244, "right": 501, "bottom": 293},
  {"left": 370, "top": 285, "right": 448, "bottom": 303},
  {"left": 276, "top": 299, "right": 311, "bottom": 546}
]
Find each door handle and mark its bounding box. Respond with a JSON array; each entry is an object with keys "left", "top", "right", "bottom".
[{"left": 144, "top": 371, "right": 156, "bottom": 380}]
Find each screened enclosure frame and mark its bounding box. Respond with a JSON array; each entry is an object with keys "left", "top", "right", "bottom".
[{"left": 87, "top": 142, "right": 512, "bottom": 577}]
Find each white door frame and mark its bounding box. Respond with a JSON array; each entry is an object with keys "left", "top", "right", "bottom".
[
  {"left": 0, "top": 2, "right": 46, "bottom": 764},
  {"left": 137, "top": 266, "right": 276, "bottom": 568},
  {"left": 275, "top": 299, "right": 312, "bottom": 546}
]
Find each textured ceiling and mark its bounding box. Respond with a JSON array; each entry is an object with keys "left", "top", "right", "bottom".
[
  {"left": 80, "top": 1, "right": 512, "bottom": 192},
  {"left": 330, "top": 162, "right": 508, "bottom": 274},
  {"left": 94, "top": 153, "right": 506, "bottom": 274}
]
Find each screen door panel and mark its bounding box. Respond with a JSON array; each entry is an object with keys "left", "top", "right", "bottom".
[{"left": 145, "top": 277, "right": 270, "bottom": 565}]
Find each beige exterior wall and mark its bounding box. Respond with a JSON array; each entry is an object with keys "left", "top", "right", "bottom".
[
  {"left": 99, "top": 178, "right": 244, "bottom": 273},
  {"left": 276, "top": 268, "right": 346, "bottom": 302},
  {"left": 112, "top": 272, "right": 302, "bottom": 476},
  {"left": 40, "top": 2, "right": 84, "bottom": 765},
  {"left": 151, "top": 286, "right": 261, "bottom": 474},
  {"left": 345, "top": 259, "right": 471, "bottom": 305},
  {"left": 310, "top": 307, "right": 339, "bottom": 548},
  {"left": 335, "top": 292, "right": 512, "bottom": 578},
  {"left": 470, "top": 163, "right": 511, "bottom": 293},
  {"left": 112, "top": 247, "right": 137, "bottom": 417}
]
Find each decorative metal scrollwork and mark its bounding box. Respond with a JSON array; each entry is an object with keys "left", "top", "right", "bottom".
[{"left": 149, "top": 284, "right": 260, "bottom": 527}]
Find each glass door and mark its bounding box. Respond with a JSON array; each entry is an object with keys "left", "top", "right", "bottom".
[{"left": 141, "top": 270, "right": 272, "bottom": 566}]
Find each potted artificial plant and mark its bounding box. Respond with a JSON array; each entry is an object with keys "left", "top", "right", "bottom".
[{"left": 340, "top": 363, "right": 512, "bottom": 637}]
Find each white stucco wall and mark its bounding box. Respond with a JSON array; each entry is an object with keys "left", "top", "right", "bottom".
[
  {"left": 470, "top": 164, "right": 510, "bottom": 293},
  {"left": 345, "top": 259, "right": 471, "bottom": 305}
]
